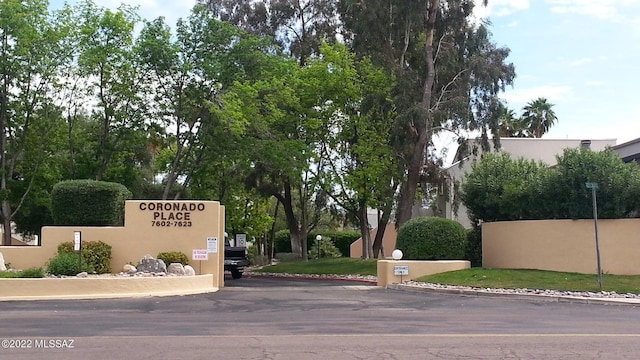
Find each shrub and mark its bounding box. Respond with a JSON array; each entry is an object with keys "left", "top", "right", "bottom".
[
  {"left": 247, "top": 245, "right": 269, "bottom": 266},
  {"left": 309, "top": 237, "right": 342, "bottom": 259},
  {"left": 47, "top": 253, "right": 95, "bottom": 276},
  {"left": 58, "top": 240, "right": 112, "bottom": 274},
  {"left": 51, "top": 180, "right": 132, "bottom": 226},
  {"left": 157, "top": 251, "right": 189, "bottom": 266},
  {"left": 466, "top": 226, "right": 482, "bottom": 267},
  {"left": 395, "top": 217, "right": 467, "bottom": 260},
  {"left": 0, "top": 271, "right": 18, "bottom": 278},
  {"left": 275, "top": 230, "right": 361, "bottom": 257},
  {"left": 18, "top": 267, "right": 45, "bottom": 278}
]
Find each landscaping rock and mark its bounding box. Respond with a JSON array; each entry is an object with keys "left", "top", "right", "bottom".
[
  {"left": 0, "top": 252, "right": 6, "bottom": 271},
  {"left": 137, "top": 255, "right": 167, "bottom": 273},
  {"left": 184, "top": 265, "right": 196, "bottom": 276},
  {"left": 167, "top": 263, "right": 185, "bottom": 275},
  {"left": 76, "top": 272, "right": 89, "bottom": 278},
  {"left": 123, "top": 264, "right": 137, "bottom": 273}
]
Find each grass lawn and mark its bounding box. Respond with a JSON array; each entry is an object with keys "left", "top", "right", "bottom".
[{"left": 253, "top": 258, "right": 640, "bottom": 294}]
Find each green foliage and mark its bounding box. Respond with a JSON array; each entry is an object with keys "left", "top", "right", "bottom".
[
  {"left": 157, "top": 251, "right": 189, "bottom": 266},
  {"left": 466, "top": 227, "right": 483, "bottom": 267},
  {"left": 47, "top": 252, "right": 95, "bottom": 276},
  {"left": 395, "top": 217, "right": 468, "bottom": 260},
  {"left": 0, "top": 271, "right": 18, "bottom": 278},
  {"left": 18, "top": 267, "right": 45, "bottom": 278},
  {"left": 462, "top": 148, "right": 640, "bottom": 224},
  {"left": 51, "top": 180, "right": 132, "bottom": 226},
  {"left": 309, "top": 237, "right": 342, "bottom": 259},
  {"left": 58, "top": 240, "right": 113, "bottom": 274},
  {"left": 247, "top": 245, "right": 269, "bottom": 266},
  {"left": 274, "top": 230, "right": 361, "bottom": 257}
]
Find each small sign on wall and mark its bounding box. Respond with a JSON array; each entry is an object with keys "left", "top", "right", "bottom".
[
  {"left": 207, "top": 237, "right": 218, "bottom": 253},
  {"left": 394, "top": 265, "right": 409, "bottom": 276},
  {"left": 192, "top": 249, "right": 209, "bottom": 261}
]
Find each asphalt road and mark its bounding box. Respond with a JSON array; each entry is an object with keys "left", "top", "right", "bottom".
[{"left": 1, "top": 275, "right": 639, "bottom": 359}]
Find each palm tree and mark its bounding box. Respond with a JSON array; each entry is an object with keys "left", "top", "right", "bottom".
[
  {"left": 497, "top": 106, "right": 527, "bottom": 137},
  {"left": 522, "top": 97, "right": 557, "bottom": 138}
]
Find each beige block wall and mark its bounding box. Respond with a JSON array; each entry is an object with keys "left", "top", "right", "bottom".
[
  {"left": 483, "top": 219, "right": 640, "bottom": 275},
  {"left": 350, "top": 224, "right": 398, "bottom": 258},
  {"left": 377, "top": 260, "right": 470, "bottom": 286},
  {"left": 0, "top": 200, "right": 225, "bottom": 288}
]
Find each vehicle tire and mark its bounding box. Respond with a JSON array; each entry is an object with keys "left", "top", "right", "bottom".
[{"left": 231, "top": 269, "right": 243, "bottom": 279}]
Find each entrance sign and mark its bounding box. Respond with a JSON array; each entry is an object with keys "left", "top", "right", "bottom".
[
  {"left": 192, "top": 249, "right": 209, "bottom": 261},
  {"left": 207, "top": 237, "right": 218, "bottom": 253},
  {"left": 394, "top": 265, "right": 409, "bottom": 276}
]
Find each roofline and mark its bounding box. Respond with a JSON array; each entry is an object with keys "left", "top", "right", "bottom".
[{"left": 613, "top": 137, "right": 640, "bottom": 149}]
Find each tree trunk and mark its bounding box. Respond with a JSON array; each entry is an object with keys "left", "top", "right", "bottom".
[
  {"left": 372, "top": 208, "right": 392, "bottom": 258},
  {"left": 395, "top": 0, "right": 440, "bottom": 228},
  {"left": 279, "top": 180, "right": 302, "bottom": 257},
  {"left": 358, "top": 207, "right": 373, "bottom": 259}
]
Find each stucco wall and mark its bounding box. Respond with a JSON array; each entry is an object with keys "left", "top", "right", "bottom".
[
  {"left": 0, "top": 200, "right": 225, "bottom": 288},
  {"left": 350, "top": 224, "right": 397, "bottom": 258},
  {"left": 377, "top": 260, "right": 470, "bottom": 286},
  {"left": 483, "top": 219, "right": 640, "bottom": 275}
]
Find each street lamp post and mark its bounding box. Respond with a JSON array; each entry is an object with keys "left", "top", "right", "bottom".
[{"left": 316, "top": 235, "right": 322, "bottom": 259}]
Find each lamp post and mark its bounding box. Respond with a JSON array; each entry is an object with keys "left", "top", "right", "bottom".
[{"left": 316, "top": 234, "right": 322, "bottom": 259}]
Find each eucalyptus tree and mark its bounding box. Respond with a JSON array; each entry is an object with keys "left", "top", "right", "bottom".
[
  {"left": 197, "top": 1, "right": 343, "bottom": 259},
  {"left": 0, "top": 0, "right": 70, "bottom": 245},
  {"left": 339, "top": 0, "right": 516, "bottom": 227}
]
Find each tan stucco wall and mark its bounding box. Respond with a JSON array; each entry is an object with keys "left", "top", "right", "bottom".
[
  {"left": 0, "top": 200, "right": 225, "bottom": 288},
  {"left": 483, "top": 219, "right": 640, "bottom": 275},
  {"left": 0, "top": 275, "right": 216, "bottom": 301},
  {"left": 350, "top": 224, "right": 397, "bottom": 258},
  {"left": 377, "top": 260, "right": 470, "bottom": 286}
]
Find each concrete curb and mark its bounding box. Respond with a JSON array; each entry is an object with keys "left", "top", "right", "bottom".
[
  {"left": 386, "top": 283, "right": 640, "bottom": 307},
  {"left": 245, "top": 272, "right": 378, "bottom": 285}
]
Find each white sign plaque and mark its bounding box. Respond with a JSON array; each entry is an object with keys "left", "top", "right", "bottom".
[
  {"left": 207, "top": 237, "right": 218, "bottom": 253},
  {"left": 236, "top": 233, "right": 247, "bottom": 247},
  {"left": 192, "top": 249, "right": 209, "bottom": 261},
  {"left": 394, "top": 265, "right": 409, "bottom": 276},
  {"left": 74, "top": 231, "right": 81, "bottom": 251}
]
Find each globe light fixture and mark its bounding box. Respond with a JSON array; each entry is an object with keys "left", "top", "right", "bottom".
[
  {"left": 391, "top": 249, "right": 403, "bottom": 260},
  {"left": 316, "top": 235, "right": 322, "bottom": 259}
]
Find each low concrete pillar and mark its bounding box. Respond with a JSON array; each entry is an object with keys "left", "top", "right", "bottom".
[{"left": 377, "top": 260, "right": 470, "bottom": 287}]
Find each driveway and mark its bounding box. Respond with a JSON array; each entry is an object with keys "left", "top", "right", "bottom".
[{"left": 1, "top": 276, "right": 639, "bottom": 359}]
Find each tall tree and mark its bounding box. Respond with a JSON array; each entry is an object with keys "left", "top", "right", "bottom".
[
  {"left": 523, "top": 97, "right": 557, "bottom": 138},
  {"left": 339, "top": 0, "right": 515, "bottom": 227},
  {"left": 0, "top": 0, "right": 68, "bottom": 245}
]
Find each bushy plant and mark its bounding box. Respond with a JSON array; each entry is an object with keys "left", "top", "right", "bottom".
[
  {"left": 18, "top": 267, "right": 45, "bottom": 278},
  {"left": 157, "top": 251, "right": 189, "bottom": 266},
  {"left": 247, "top": 245, "right": 269, "bottom": 266},
  {"left": 51, "top": 180, "right": 132, "bottom": 226},
  {"left": 58, "top": 240, "right": 112, "bottom": 274},
  {"left": 466, "top": 226, "right": 482, "bottom": 267},
  {"left": 47, "top": 253, "right": 95, "bottom": 276},
  {"left": 395, "top": 217, "right": 467, "bottom": 260},
  {"left": 275, "top": 230, "right": 361, "bottom": 257},
  {"left": 309, "top": 237, "right": 342, "bottom": 259}
]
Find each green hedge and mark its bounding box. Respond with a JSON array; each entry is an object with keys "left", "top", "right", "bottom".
[
  {"left": 395, "top": 217, "right": 467, "bottom": 260},
  {"left": 273, "top": 230, "right": 360, "bottom": 257},
  {"left": 51, "top": 180, "right": 132, "bottom": 226}
]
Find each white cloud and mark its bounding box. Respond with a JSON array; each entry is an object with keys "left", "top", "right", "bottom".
[
  {"left": 569, "top": 57, "right": 593, "bottom": 66},
  {"left": 473, "top": 0, "right": 530, "bottom": 19},
  {"left": 502, "top": 85, "right": 572, "bottom": 105},
  {"left": 547, "top": 0, "right": 640, "bottom": 21},
  {"left": 584, "top": 80, "right": 606, "bottom": 87}
]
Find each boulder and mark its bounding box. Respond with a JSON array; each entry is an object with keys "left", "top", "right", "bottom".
[
  {"left": 184, "top": 265, "right": 196, "bottom": 276},
  {"left": 137, "top": 255, "right": 167, "bottom": 273},
  {"left": 123, "top": 264, "right": 137, "bottom": 273},
  {"left": 0, "top": 252, "right": 6, "bottom": 271},
  {"left": 167, "top": 263, "right": 185, "bottom": 276},
  {"left": 76, "top": 272, "right": 88, "bottom": 278}
]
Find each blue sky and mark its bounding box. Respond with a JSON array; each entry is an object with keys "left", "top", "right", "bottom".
[{"left": 49, "top": 0, "right": 640, "bottom": 148}]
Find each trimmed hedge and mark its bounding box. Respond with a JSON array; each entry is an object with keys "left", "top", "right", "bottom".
[
  {"left": 51, "top": 180, "right": 132, "bottom": 226},
  {"left": 395, "top": 217, "right": 467, "bottom": 260},
  {"left": 157, "top": 251, "right": 189, "bottom": 266},
  {"left": 273, "top": 230, "right": 360, "bottom": 257}
]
